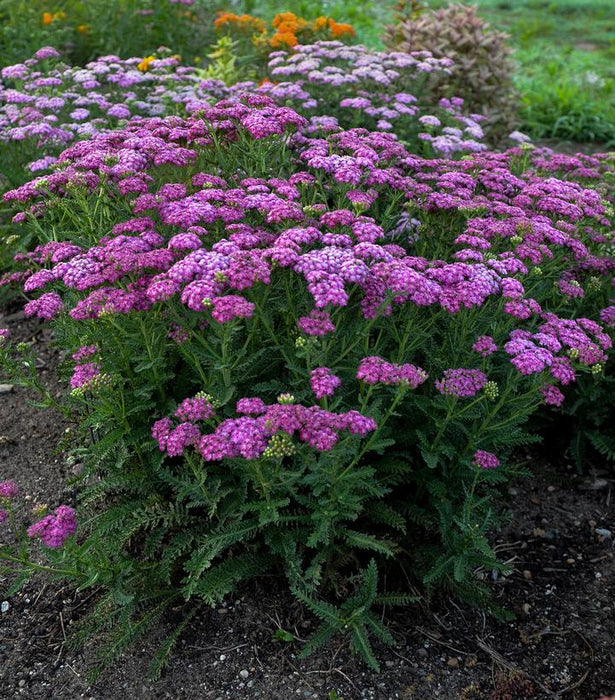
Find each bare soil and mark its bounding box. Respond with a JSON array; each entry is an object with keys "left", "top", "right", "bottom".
[{"left": 1, "top": 313, "right": 614, "bottom": 699}]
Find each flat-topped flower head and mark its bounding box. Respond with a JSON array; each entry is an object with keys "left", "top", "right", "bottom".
[
  {"left": 310, "top": 367, "right": 342, "bottom": 399},
  {"left": 0, "top": 481, "right": 19, "bottom": 499},
  {"left": 436, "top": 368, "right": 488, "bottom": 398},
  {"left": 27, "top": 505, "right": 77, "bottom": 548},
  {"left": 472, "top": 450, "right": 500, "bottom": 469}
]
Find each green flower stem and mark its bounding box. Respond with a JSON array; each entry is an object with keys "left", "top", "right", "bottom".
[
  {"left": 252, "top": 297, "right": 294, "bottom": 370},
  {"left": 335, "top": 385, "right": 409, "bottom": 484},
  {"left": 138, "top": 316, "right": 166, "bottom": 402},
  {"left": 0, "top": 554, "right": 82, "bottom": 579}
]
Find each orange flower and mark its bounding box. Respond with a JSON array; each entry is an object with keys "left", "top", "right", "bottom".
[
  {"left": 313, "top": 16, "right": 329, "bottom": 31},
  {"left": 270, "top": 31, "right": 297, "bottom": 49},
  {"left": 214, "top": 12, "right": 265, "bottom": 34},
  {"left": 272, "top": 12, "right": 298, "bottom": 30},
  {"left": 42, "top": 12, "right": 53, "bottom": 25},
  {"left": 328, "top": 19, "right": 355, "bottom": 38}
]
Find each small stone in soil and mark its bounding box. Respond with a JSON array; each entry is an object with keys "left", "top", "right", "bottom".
[
  {"left": 239, "top": 669, "right": 249, "bottom": 679},
  {"left": 446, "top": 658, "right": 459, "bottom": 667},
  {"left": 0, "top": 384, "right": 14, "bottom": 393}
]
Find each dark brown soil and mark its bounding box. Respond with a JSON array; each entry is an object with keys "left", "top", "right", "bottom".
[{"left": 1, "top": 314, "right": 614, "bottom": 700}]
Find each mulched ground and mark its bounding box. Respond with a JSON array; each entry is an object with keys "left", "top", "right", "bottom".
[{"left": 1, "top": 312, "right": 614, "bottom": 699}]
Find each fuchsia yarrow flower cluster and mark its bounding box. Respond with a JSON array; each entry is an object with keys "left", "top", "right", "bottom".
[
  {"left": 357, "top": 356, "right": 427, "bottom": 388},
  {"left": 472, "top": 450, "right": 500, "bottom": 469},
  {"left": 70, "top": 344, "right": 101, "bottom": 390},
  {"left": 436, "top": 368, "right": 488, "bottom": 398},
  {"left": 0, "top": 480, "right": 19, "bottom": 499},
  {"left": 153, "top": 395, "right": 377, "bottom": 461},
  {"left": 0, "top": 481, "right": 19, "bottom": 525},
  {"left": 472, "top": 335, "right": 498, "bottom": 357},
  {"left": 0, "top": 50, "right": 229, "bottom": 173},
  {"left": 27, "top": 505, "right": 77, "bottom": 548},
  {"left": 310, "top": 367, "right": 342, "bottom": 399},
  {"left": 3, "top": 96, "right": 614, "bottom": 411},
  {"left": 0, "top": 480, "right": 76, "bottom": 547},
  {"left": 255, "top": 42, "right": 486, "bottom": 155}
]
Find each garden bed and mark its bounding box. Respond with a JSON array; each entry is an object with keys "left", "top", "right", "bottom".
[{"left": 1, "top": 313, "right": 613, "bottom": 699}]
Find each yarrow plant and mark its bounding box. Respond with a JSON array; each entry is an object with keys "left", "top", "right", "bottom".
[
  {"left": 0, "top": 479, "right": 82, "bottom": 592},
  {"left": 0, "top": 85, "right": 614, "bottom": 673}
]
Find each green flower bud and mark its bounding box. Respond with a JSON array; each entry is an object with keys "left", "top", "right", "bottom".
[
  {"left": 32, "top": 503, "right": 48, "bottom": 517},
  {"left": 484, "top": 381, "right": 499, "bottom": 400},
  {"left": 263, "top": 432, "right": 296, "bottom": 458}
]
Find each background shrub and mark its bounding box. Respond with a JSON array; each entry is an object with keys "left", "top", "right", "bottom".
[{"left": 383, "top": 2, "right": 520, "bottom": 146}]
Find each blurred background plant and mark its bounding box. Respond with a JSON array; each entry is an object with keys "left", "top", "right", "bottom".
[
  {"left": 383, "top": 2, "right": 520, "bottom": 147},
  {"left": 0, "top": 0, "right": 220, "bottom": 67},
  {"left": 424, "top": 0, "right": 615, "bottom": 147},
  {"left": 207, "top": 10, "right": 355, "bottom": 78}
]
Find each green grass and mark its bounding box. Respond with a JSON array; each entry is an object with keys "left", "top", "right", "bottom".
[
  {"left": 424, "top": 0, "right": 615, "bottom": 145},
  {"left": 430, "top": 0, "right": 615, "bottom": 51}
]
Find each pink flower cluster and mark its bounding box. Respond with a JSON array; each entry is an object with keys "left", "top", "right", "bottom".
[
  {"left": 297, "top": 310, "right": 335, "bottom": 336},
  {"left": 153, "top": 396, "right": 377, "bottom": 461},
  {"left": 539, "top": 384, "right": 565, "bottom": 407},
  {"left": 310, "top": 367, "right": 342, "bottom": 399},
  {"left": 0, "top": 480, "right": 19, "bottom": 499},
  {"left": 472, "top": 450, "right": 500, "bottom": 469},
  {"left": 0, "top": 481, "right": 19, "bottom": 525},
  {"left": 472, "top": 335, "right": 498, "bottom": 357},
  {"left": 174, "top": 395, "right": 214, "bottom": 422},
  {"left": 504, "top": 318, "right": 610, "bottom": 380},
  {"left": 4, "top": 95, "right": 614, "bottom": 419},
  {"left": 70, "top": 345, "right": 101, "bottom": 390},
  {"left": 27, "top": 505, "right": 77, "bottom": 548},
  {"left": 435, "top": 369, "right": 488, "bottom": 398},
  {"left": 356, "top": 356, "right": 428, "bottom": 388}
]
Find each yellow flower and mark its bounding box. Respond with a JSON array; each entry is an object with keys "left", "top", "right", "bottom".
[
  {"left": 137, "top": 55, "right": 155, "bottom": 72},
  {"left": 76, "top": 24, "right": 89, "bottom": 35}
]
